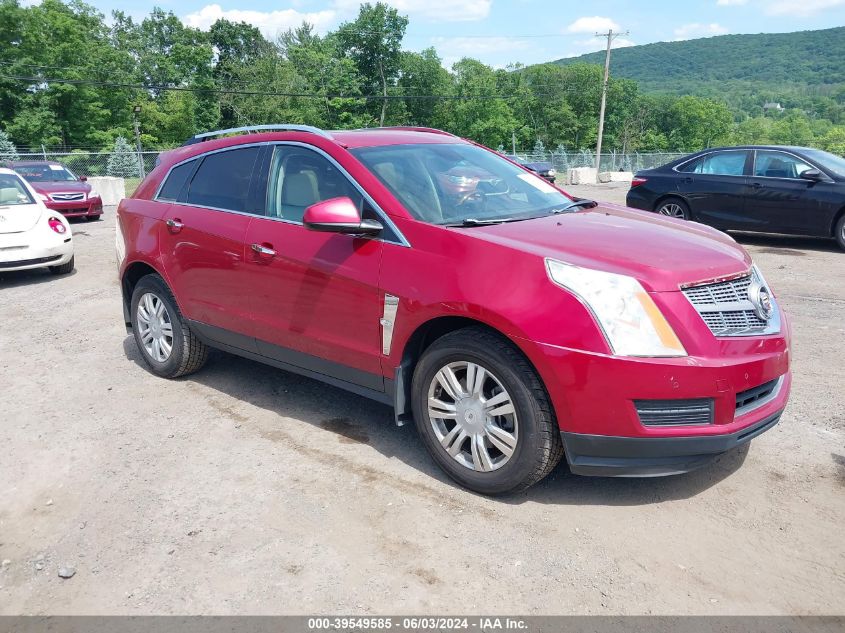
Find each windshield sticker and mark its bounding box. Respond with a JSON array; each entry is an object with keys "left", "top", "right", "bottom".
[
  {"left": 517, "top": 173, "right": 557, "bottom": 193},
  {"left": 49, "top": 165, "right": 64, "bottom": 171}
]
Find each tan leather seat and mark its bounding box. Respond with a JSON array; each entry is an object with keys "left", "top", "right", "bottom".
[{"left": 280, "top": 170, "right": 319, "bottom": 222}]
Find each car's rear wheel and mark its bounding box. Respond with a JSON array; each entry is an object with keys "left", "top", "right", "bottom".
[
  {"left": 411, "top": 327, "right": 563, "bottom": 495},
  {"left": 86, "top": 215, "right": 101, "bottom": 222},
  {"left": 130, "top": 274, "right": 208, "bottom": 378},
  {"left": 835, "top": 214, "right": 845, "bottom": 251},
  {"left": 656, "top": 197, "right": 690, "bottom": 220},
  {"left": 48, "top": 256, "right": 74, "bottom": 275}
]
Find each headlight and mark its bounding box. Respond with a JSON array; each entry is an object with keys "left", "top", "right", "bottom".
[
  {"left": 546, "top": 259, "right": 687, "bottom": 357},
  {"left": 447, "top": 175, "right": 474, "bottom": 185},
  {"left": 88, "top": 189, "right": 100, "bottom": 199},
  {"left": 546, "top": 169, "right": 556, "bottom": 176}
]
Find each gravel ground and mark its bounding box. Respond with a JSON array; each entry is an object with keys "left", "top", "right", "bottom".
[{"left": 0, "top": 190, "right": 843, "bottom": 615}]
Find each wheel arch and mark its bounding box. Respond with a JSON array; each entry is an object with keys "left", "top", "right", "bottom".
[
  {"left": 120, "top": 260, "right": 166, "bottom": 328},
  {"left": 830, "top": 205, "right": 845, "bottom": 238},
  {"left": 391, "top": 315, "right": 546, "bottom": 426}
]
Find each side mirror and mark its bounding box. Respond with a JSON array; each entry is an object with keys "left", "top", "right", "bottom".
[
  {"left": 79, "top": 176, "right": 88, "bottom": 182},
  {"left": 303, "top": 197, "right": 382, "bottom": 236},
  {"left": 800, "top": 169, "right": 823, "bottom": 182}
]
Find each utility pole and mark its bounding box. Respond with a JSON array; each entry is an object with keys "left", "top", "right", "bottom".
[
  {"left": 594, "top": 29, "right": 628, "bottom": 182},
  {"left": 512, "top": 130, "right": 517, "bottom": 156},
  {"left": 132, "top": 105, "right": 145, "bottom": 179}
]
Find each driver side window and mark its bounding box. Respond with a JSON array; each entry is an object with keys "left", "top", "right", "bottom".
[{"left": 266, "top": 146, "right": 363, "bottom": 223}]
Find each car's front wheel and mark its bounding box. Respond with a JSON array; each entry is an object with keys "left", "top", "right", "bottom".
[
  {"left": 656, "top": 197, "right": 690, "bottom": 220},
  {"left": 130, "top": 274, "right": 208, "bottom": 378},
  {"left": 48, "top": 256, "right": 74, "bottom": 275},
  {"left": 411, "top": 327, "right": 564, "bottom": 495},
  {"left": 835, "top": 214, "right": 845, "bottom": 251}
]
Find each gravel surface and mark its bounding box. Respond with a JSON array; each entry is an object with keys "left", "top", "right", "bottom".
[{"left": 0, "top": 193, "right": 843, "bottom": 615}]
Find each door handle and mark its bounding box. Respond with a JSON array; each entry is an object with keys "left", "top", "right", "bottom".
[
  {"left": 251, "top": 243, "right": 276, "bottom": 257},
  {"left": 751, "top": 182, "right": 762, "bottom": 189},
  {"left": 165, "top": 218, "right": 184, "bottom": 233}
]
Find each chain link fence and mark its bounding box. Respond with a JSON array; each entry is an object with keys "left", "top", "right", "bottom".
[{"left": 13, "top": 150, "right": 687, "bottom": 186}]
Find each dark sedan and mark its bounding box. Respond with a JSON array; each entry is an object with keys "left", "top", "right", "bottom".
[
  {"left": 626, "top": 145, "right": 845, "bottom": 250},
  {"left": 505, "top": 155, "right": 557, "bottom": 183}
]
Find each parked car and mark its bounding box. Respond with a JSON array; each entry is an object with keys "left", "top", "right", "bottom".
[
  {"left": 0, "top": 167, "right": 74, "bottom": 274},
  {"left": 8, "top": 161, "right": 103, "bottom": 221},
  {"left": 505, "top": 154, "right": 557, "bottom": 183},
  {"left": 626, "top": 145, "right": 845, "bottom": 250},
  {"left": 116, "top": 125, "right": 791, "bottom": 495}
]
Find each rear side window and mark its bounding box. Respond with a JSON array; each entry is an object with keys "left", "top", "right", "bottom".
[
  {"left": 157, "top": 160, "right": 196, "bottom": 201},
  {"left": 186, "top": 147, "right": 261, "bottom": 212},
  {"left": 678, "top": 151, "right": 749, "bottom": 176}
]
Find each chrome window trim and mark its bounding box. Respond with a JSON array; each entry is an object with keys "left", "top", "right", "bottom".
[
  {"left": 266, "top": 141, "right": 410, "bottom": 248},
  {"left": 734, "top": 375, "right": 785, "bottom": 419},
  {"left": 672, "top": 149, "right": 751, "bottom": 177}
]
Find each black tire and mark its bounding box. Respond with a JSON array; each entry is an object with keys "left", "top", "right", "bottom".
[
  {"left": 411, "top": 327, "right": 564, "bottom": 495},
  {"left": 130, "top": 274, "right": 208, "bottom": 378},
  {"left": 86, "top": 214, "right": 101, "bottom": 222},
  {"left": 835, "top": 214, "right": 845, "bottom": 251},
  {"left": 48, "top": 256, "right": 74, "bottom": 275},
  {"left": 655, "top": 197, "right": 691, "bottom": 221}
]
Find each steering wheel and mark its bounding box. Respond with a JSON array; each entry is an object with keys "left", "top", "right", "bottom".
[{"left": 456, "top": 191, "right": 486, "bottom": 211}]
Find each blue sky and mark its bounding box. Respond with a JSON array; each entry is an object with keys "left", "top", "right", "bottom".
[{"left": 77, "top": 0, "right": 845, "bottom": 67}]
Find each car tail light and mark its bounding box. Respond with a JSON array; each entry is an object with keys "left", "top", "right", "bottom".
[
  {"left": 630, "top": 177, "right": 648, "bottom": 188},
  {"left": 48, "top": 217, "right": 67, "bottom": 234}
]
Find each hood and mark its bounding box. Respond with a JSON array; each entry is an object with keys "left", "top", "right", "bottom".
[
  {"left": 29, "top": 180, "right": 91, "bottom": 195},
  {"left": 0, "top": 203, "right": 43, "bottom": 234},
  {"left": 522, "top": 161, "right": 554, "bottom": 173},
  {"left": 467, "top": 203, "right": 751, "bottom": 292}
]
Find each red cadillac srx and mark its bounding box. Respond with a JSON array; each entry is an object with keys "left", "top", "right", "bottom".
[{"left": 116, "top": 125, "right": 791, "bottom": 495}]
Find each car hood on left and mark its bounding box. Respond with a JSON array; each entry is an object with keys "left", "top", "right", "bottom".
[
  {"left": 30, "top": 181, "right": 91, "bottom": 195},
  {"left": 465, "top": 203, "right": 752, "bottom": 292},
  {"left": 0, "top": 203, "right": 43, "bottom": 234}
]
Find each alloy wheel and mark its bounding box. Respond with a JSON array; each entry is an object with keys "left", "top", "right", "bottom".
[
  {"left": 136, "top": 292, "right": 174, "bottom": 363},
  {"left": 427, "top": 361, "right": 519, "bottom": 472},
  {"left": 659, "top": 203, "right": 686, "bottom": 218}
]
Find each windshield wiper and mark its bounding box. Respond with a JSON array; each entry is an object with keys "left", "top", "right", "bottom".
[
  {"left": 550, "top": 199, "right": 597, "bottom": 214},
  {"left": 443, "top": 217, "right": 516, "bottom": 227}
]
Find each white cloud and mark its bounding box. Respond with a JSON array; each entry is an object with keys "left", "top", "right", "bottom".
[
  {"left": 183, "top": 4, "right": 337, "bottom": 38},
  {"left": 560, "top": 36, "right": 635, "bottom": 58},
  {"left": 716, "top": 0, "right": 748, "bottom": 5},
  {"left": 673, "top": 22, "right": 729, "bottom": 40},
  {"left": 565, "top": 16, "right": 621, "bottom": 34},
  {"left": 333, "top": 0, "right": 492, "bottom": 22},
  {"left": 764, "top": 0, "right": 845, "bottom": 15}
]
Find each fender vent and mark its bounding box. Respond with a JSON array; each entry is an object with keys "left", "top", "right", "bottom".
[{"left": 634, "top": 398, "right": 714, "bottom": 426}]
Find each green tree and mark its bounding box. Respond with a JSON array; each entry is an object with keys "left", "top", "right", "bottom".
[
  {"left": 0, "top": 128, "right": 19, "bottom": 161},
  {"left": 398, "top": 48, "right": 451, "bottom": 126},
  {"left": 335, "top": 2, "right": 408, "bottom": 126},
  {"left": 106, "top": 136, "right": 141, "bottom": 178},
  {"left": 665, "top": 96, "right": 734, "bottom": 151},
  {"left": 443, "top": 58, "right": 516, "bottom": 148}
]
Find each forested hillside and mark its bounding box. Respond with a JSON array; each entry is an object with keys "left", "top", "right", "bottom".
[
  {"left": 0, "top": 0, "right": 843, "bottom": 156},
  {"left": 552, "top": 28, "right": 845, "bottom": 118}
]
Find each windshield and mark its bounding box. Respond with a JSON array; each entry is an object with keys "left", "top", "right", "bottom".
[
  {"left": 0, "top": 173, "right": 36, "bottom": 206},
  {"left": 15, "top": 164, "right": 78, "bottom": 182},
  {"left": 802, "top": 149, "right": 845, "bottom": 179},
  {"left": 351, "top": 143, "right": 574, "bottom": 225}
]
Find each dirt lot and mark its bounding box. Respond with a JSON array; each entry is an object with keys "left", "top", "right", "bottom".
[{"left": 1, "top": 185, "right": 843, "bottom": 615}]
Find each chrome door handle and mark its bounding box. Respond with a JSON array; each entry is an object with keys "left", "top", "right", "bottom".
[
  {"left": 251, "top": 243, "right": 276, "bottom": 257},
  {"left": 165, "top": 218, "right": 184, "bottom": 232}
]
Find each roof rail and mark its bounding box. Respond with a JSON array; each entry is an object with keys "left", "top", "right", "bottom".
[
  {"left": 183, "top": 124, "right": 333, "bottom": 146},
  {"left": 366, "top": 126, "right": 457, "bottom": 137}
]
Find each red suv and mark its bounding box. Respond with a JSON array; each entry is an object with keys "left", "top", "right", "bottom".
[
  {"left": 10, "top": 161, "right": 103, "bottom": 221},
  {"left": 116, "top": 125, "right": 791, "bottom": 495}
]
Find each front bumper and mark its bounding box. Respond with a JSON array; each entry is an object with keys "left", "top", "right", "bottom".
[
  {"left": 46, "top": 198, "right": 103, "bottom": 218},
  {"left": 562, "top": 409, "right": 782, "bottom": 476}
]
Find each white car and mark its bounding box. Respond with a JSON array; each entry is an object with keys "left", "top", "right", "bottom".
[{"left": 0, "top": 167, "right": 74, "bottom": 275}]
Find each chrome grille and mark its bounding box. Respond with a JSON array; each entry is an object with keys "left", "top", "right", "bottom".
[
  {"left": 51, "top": 193, "right": 85, "bottom": 201},
  {"left": 682, "top": 270, "right": 780, "bottom": 337}
]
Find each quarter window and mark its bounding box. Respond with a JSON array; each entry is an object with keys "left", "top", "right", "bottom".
[
  {"left": 754, "top": 151, "right": 814, "bottom": 179},
  {"left": 679, "top": 151, "right": 749, "bottom": 177},
  {"left": 157, "top": 160, "right": 197, "bottom": 201},
  {"left": 185, "top": 146, "right": 261, "bottom": 212},
  {"left": 266, "top": 146, "right": 362, "bottom": 223}
]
